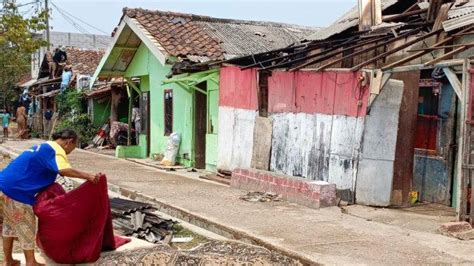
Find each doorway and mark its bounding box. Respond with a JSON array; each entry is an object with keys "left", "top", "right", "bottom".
[
  {"left": 413, "top": 75, "right": 457, "bottom": 206},
  {"left": 194, "top": 83, "right": 207, "bottom": 169}
]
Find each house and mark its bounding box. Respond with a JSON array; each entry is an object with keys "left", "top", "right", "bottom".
[
  {"left": 31, "top": 32, "right": 112, "bottom": 80},
  {"left": 30, "top": 47, "right": 105, "bottom": 136},
  {"left": 90, "top": 8, "right": 319, "bottom": 170},
  {"left": 191, "top": 0, "right": 474, "bottom": 218}
]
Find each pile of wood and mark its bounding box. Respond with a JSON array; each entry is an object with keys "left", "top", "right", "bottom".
[{"left": 110, "top": 198, "right": 176, "bottom": 244}]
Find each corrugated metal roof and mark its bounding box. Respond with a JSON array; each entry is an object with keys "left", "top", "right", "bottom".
[
  {"left": 124, "top": 8, "right": 319, "bottom": 61},
  {"left": 444, "top": 1, "right": 474, "bottom": 32},
  {"left": 308, "top": 0, "right": 399, "bottom": 41}
]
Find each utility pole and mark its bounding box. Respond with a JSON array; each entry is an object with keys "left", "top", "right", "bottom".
[{"left": 45, "top": 0, "right": 51, "bottom": 50}]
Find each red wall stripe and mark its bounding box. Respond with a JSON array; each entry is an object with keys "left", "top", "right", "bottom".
[
  {"left": 268, "top": 70, "right": 368, "bottom": 117},
  {"left": 219, "top": 66, "right": 369, "bottom": 117},
  {"left": 219, "top": 65, "right": 258, "bottom": 110},
  {"left": 268, "top": 71, "right": 296, "bottom": 113}
]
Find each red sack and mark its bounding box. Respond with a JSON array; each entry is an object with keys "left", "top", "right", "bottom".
[{"left": 33, "top": 176, "right": 130, "bottom": 264}]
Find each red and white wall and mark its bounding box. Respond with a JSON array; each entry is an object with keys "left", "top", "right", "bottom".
[
  {"left": 217, "top": 66, "right": 259, "bottom": 171},
  {"left": 218, "top": 65, "right": 403, "bottom": 205},
  {"left": 267, "top": 71, "right": 368, "bottom": 192}
]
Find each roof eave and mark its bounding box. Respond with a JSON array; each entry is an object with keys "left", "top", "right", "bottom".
[{"left": 90, "top": 16, "right": 171, "bottom": 88}]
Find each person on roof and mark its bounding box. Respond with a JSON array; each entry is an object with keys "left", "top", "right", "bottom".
[
  {"left": 60, "top": 66, "right": 74, "bottom": 92},
  {"left": 53, "top": 46, "right": 68, "bottom": 77},
  {"left": 0, "top": 129, "right": 102, "bottom": 266},
  {"left": 45, "top": 50, "right": 56, "bottom": 79}
]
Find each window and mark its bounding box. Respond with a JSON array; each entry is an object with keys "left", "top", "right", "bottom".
[{"left": 164, "top": 89, "right": 173, "bottom": 136}]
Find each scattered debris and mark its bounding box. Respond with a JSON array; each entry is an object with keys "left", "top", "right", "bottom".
[
  {"left": 240, "top": 191, "right": 282, "bottom": 203},
  {"left": 96, "top": 240, "right": 302, "bottom": 265},
  {"left": 110, "top": 198, "right": 176, "bottom": 244},
  {"left": 439, "top": 222, "right": 474, "bottom": 240},
  {"left": 217, "top": 169, "right": 232, "bottom": 177}
]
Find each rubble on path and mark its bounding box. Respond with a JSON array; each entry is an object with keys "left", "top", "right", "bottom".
[
  {"left": 110, "top": 197, "right": 176, "bottom": 244},
  {"left": 95, "top": 240, "right": 301, "bottom": 265},
  {"left": 240, "top": 191, "right": 282, "bottom": 202}
]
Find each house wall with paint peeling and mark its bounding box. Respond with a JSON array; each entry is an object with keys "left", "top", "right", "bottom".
[
  {"left": 218, "top": 66, "right": 405, "bottom": 206},
  {"left": 217, "top": 66, "right": 258, "bottom": 171},
  {"left": 267, "top": 71, "right": 368, "bottom": 193}
]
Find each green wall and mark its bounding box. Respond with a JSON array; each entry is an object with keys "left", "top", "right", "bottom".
[
  {"left": 108, "top": 42, "right": 220, "bottom": 169},
  {"left": 92, "top": 99, "right": 111, "bottom": 127},
  {"left": 122, "top": 43, "right": 194, "bottom": 165}
]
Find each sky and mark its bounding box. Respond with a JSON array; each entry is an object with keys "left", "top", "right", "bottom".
[{"left": 16, "top": 0, "right": 357, "bottom": 36}]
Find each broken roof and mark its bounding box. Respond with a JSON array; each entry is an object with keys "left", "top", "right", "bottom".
[
  {"left": 307, "top": 0, "right": 399, "bottom": 41},
  {"left": 443, "top": 1, "right": 474, "bottom": 32},
  {"left": 123, "top": 8, "right": 319, "bottom": 61},
  {"left": 66, "top": 48, "right": 105, "bottom": 76},
  {"left": 219, "top": 0, "right": 474, "bottom": 72}
]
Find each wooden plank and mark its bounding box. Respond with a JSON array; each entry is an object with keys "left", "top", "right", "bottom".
[
  {"left": 428, "top": 0, "right": 444, "bottom": 22},
  {"left": 457, "top": 59, "right": 470, "bottom": 220},
  {"left": 297, "top": 28, "right": 420, "bottom": 71},
  {"left": 407, "top": 43, "right": 474, "bottom": 52},
  {"left": 433, "top": 3, "right": 452, "bottom": 31},
  {"left": 264, "top": 35, "right": 388, "bottom": 71},
  {"left": 314, "top": 29, "right": 421, "bottom": 71},
  {"left": 352, "top": 29, "right": 443, "bottom": 71},
  {"left": 443, "top": 67, "right": 463, "bottom": 100},
  {"left": 382, "top": 25, "right": 474, "bottom": 70},
  {"left": 391, "top": 72, "right": 420, "bottom": 206},
  {"left": 383, "top": 8, "right": 428, "bottom": 22},
  {"left": 424, "top": 46, "right": 469, "bottom": 66},
  {"left": 199, "top": 174, "right": 231, "bottom": 186},
  {"left": 251, "top": 117, "right": 273, "bottom": 170},
  {"left": 359, "top": 0, "right": 382, "bottom": 31}
]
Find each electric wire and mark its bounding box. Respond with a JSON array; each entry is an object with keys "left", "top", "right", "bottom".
[
  {"left": 50, "top": 0, "right": 108, "bottom": 35},
  {"left": 49, "top": 1, "right": 110, "bottom": 47}
]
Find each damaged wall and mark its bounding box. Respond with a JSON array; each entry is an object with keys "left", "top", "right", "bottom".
[
  {"left": 267, "top": 71, "right": 368, "bottom": 194},
  {"left": 217, "top": 66, "right": 258, "bottom": 171},
  {"left": 356, "top": 79, "right": 404, "bottom": 206}
]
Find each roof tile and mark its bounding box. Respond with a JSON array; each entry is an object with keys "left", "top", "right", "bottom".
[{"left": 122, "top": 8, "right": 318, "bottom": 61}]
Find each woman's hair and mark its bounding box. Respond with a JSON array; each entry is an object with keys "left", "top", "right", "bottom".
[{"left": 52, "top": 129, "right": 78, "bottom": 141}]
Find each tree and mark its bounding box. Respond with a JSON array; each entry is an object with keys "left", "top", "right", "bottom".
[{"left": 0, "top": 0, "right": 48, "bottom": 109}]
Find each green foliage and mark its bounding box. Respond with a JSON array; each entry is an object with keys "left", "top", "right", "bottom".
[
  {"left": 0, "top": 0, "right": 48, "bottom": 108},
  {"left": 56, "top": 89, "right": 98, "bottom": 145}
]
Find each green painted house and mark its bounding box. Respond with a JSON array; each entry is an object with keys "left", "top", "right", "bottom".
[{"left": 91, "top": 8, "right": 317, "bottom": 170}]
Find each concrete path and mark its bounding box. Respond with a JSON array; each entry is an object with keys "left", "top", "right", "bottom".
[{"left": 2, "top": 140, "right": 474, "bottom": 265}]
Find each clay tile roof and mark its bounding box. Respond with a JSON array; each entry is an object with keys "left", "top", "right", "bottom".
[
  {"left": 66, "top": 48, "right": 105, "bottom": 76},
  {"left": 123, "top": 8, "right": 319, "bottom": 61}
]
